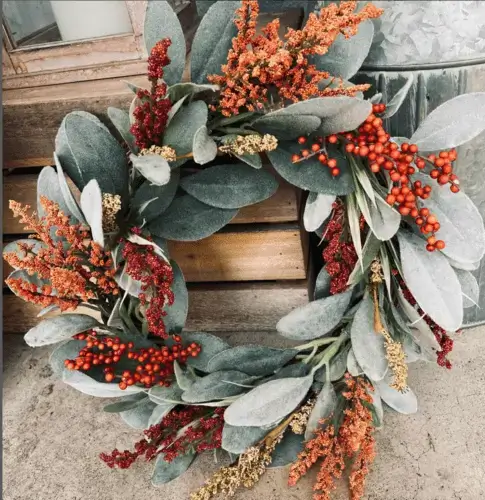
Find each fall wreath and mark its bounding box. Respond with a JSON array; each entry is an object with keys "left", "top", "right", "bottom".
[{"left": 5, "top": 2, "right": 485, "bottom": 499}]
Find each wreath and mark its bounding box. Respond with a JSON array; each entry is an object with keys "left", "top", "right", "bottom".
[{"left": 5, "top": 1, "right": 485, "bottom": 499}]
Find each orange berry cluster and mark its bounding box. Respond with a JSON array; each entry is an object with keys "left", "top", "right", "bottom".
[
  {"left": 65, "top": 331, "right": 201, "bottom": 390},
  {"left": 292, "top": 135, "right": 341, "bottom": 177},
  {"left": 291, "top": 103, "right": 460, "bottom": 252}
]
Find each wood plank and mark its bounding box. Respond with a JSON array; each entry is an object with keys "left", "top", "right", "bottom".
[
  {"left": 4, "top": 227, "right": 305, "bottom": 282},
  {"left": 3, "top": 280, "right": 309, "bottom": 334},
  {"left": 3, "top": 172, "right": 298, "bottom": 233}
]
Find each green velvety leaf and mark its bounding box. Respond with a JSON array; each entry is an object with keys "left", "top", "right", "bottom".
[
  {"left": 193, "top": 125, "right": 218, "bottom": 165},
  {"left": 163, "top": 260, "right": 188, "bottom": 334},
  {"left": 312, "top": 20, "right": 374, "bottom": 79},
  {"left": 303, "top": 192, "right": 335, "bottom": 232},
  {"left": 37, "top": 166, "right": 78, "bottom": 223},
  {"left": 151, "top": 451, "right": 196, "bottom": 485},
  {"left": 54, "top": 154, "right": 86, "bottom": 224},
  {"left": 346, "top": 347, "right": 363, "bottom": 377},
  {"left": 190, "top": 1, "right": 239, "bottom": 84},
  {"left": 413, "top": 172, "right": 485, "bottom": 265},
  {"left": 305, "top": 381, "right": 337, "bottom": 440},
  {"left": 25, "top": 314, "right": 100, "bottom": 347},
  {"left": 55, "top": 111, "right": 128, "bottom": 198},
  {"left": 104, "top": 393, "right": 147, "bottom": 413},
  {"left": 314, "top": 267, "right": 331, "bottom": 300},
  {"left": 381, "top": 75, "right": 414, "bottom": 119},
  {"left": 148, "top": 193, "right": 237, "bottom": 241},
  {"left": 455, "top": 269, "right": 479, "bottom": 308},
  {"left": 224, "top": 375, "right": 313, "bottom": 427},
  {"left": 130, "top": 153, "right": 171, "bottom": 186},
  {"left": 163, "top": 101, "right": 208, "bottom": 168},
  {"left": 49, "top": 339, "right": 85, "bottom": 377},
  {"left": 167, "top": 83, "right": 219, "bottom": 103},
  {"left": 182, "top": 332, "right": 230, "bottom": 371},
  {"left": 148, "top": 402, "right": 176, "bottom": 426},
  {"left": 363, "top": 195, "right": 401, "bottom": 241},
  {"left": 347, "top": 192, "right": 363, "bottom": 266},
  {"left": 276, "top": 290, "right": 353, "bottom": 340},
  {"left": 107, "top": 107, "right": 138, "bottom": 153},
  {"left": 180, "top": 163, "right": 278, "bottom": 209},
  {"left": 235, "top": 152, "right": 262, "bottom": 169},
  {"left": 120, "top": 398, "right": 157, "bottom": 429},
  {"left": 374, "top": 377, "right": 417, "bottom": 414},
  {"left": 347, "top": 230, "right": 381, "bottom": 286},
  {"left": 397, "top": 231, "right": 463, "bottom": 332},
  {"left": 182, "top": 371, "right": 256, "bottom": 403},
  {"left": 148, "top": 384, "right": 184, "bottom": 405},
  {"left": 144, "top": 0, "right": 185, "bottom": 85},
  {"left": 448, "top": 258, "right": 481, "bottom": 272},
  {"left": 207, "top": 345, "right": 297, "bottom": 376},
  {"left": 3, "top": 239, "right": 47, "bottom": 270},
  {"left": 316, "top": 345, "right": 349, "bottom": 383},
  {"left": 7, "top": 269, "right": 51, "bottom": 299},
  {"left": 174, "top": 360, "right": 196, "bottom": 391},
  {"left": 62, "top": 370, "right": 144, "bottom": 398},
  {"left": 350, "top": 296, "right": 388, "bottom": 381},
  {"left": 222, "top": 424, "right": 269, "bottom": 454},
  {"left": 369, "top": 386, "right": 384, "bottom": 428},
  {"left": 370, "top": 93, "right": 382, "bottom": 104},
  {"left": 268, "top": 432, "right": 304, "bottom": 468},
  {"left": 132, "top": 169, "right": 180, "bottom": 224},
  {"left": 264, "top": 362, "right": 310, "bottom": 383},
  {"left": 80, "top": 180, "right": 104, "bottom": 246},
  {"left": 410, "top": 92, "right": 485, "bottom": 151},
  {"left": 268, "top": 141, "right": 354, "bottom": 195},
  {"left": 252, "top": 114, "right": 321, "bottom": 140}
]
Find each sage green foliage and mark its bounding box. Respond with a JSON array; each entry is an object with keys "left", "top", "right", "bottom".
[
  {"left": 180, "top": 163, "right": 278, "bottom": 209},
  {"left": 37, "top": 166, "right": 76, "bottom": 221},
  {"left": 130, "top": 153, "right": 171, "bottom": 186},
  {"left": 80, "top": 179, "right": 104, "bottom": 246},
  {"left": 224, "top": 375, "right": 314, "bottom": 427},
  {"left": 120, "top": 398, "right": 157, "bottom": 429},
  {"left": 54, "top": 154, "right": 86, "bottom": 224},
  {"left": 221, "top": 424, "right": 269, "bottom": 454},
  {"left": 55, "top": 111, "right": 128, "bottom": 198},
  {"left": 132, "top": 169, "right": 180, "bottom": 224},
  {"left": 268, "top": 142, "right": 354, "bottom": 195},
  {"left": 264, "top": 362, "right": 310, "bottom": 383},
  {"left": 151, "top": 451, "right": 196, "bottom": 485},
  {"left": 8, "top": 270, "right": 50, "bottom": 298},
  {"left": 350, "top": 296, "right": 388, "bottom": 381},
  {"left": 193, "top": 125, "right": 218, "bottom": 165},
  {"left": 347, "top": 230, "right": 381, "bottom": 286},
  {"left": 3, "top": 239, "right": 47, "bottom": 270},
  {"left": 144, "top": 0, "right": 185, "bottom": 85},
  {"left": 276, "top": 289, "right": 353, "bottom": 340},
  {"left": 252, "top": 114, "right": 321, "bottom": 140},
  {"left": 190, "top": 1, "right": 240, "bottom": 84},
  {"left": 107, "top": 107, "right": 138, "bottom": 153},
  {"left": 162, "top": 101, "right": 208, "bottom": 168},
  {"left": 312, "top": 20, "right": 374, "bottom": 80},
  {"left": 24, "top": 314, "right": 100, "bottom": 347},
  {"left": 50, "top": 339, "right": 85, "bottom": 377},
  {"left": 314, "top": 267, "right": 331, "bottom": 300},
  {"left": 381, "top": 75, "right": 414, "bottom": 119},
  {"left": 174, "top": 360, "right": 197, "bottom": 391},
  {"left": 182, "top": 371, "right": 256, "bottom": 403},
  {"left": 148, "top": 193, "right": 237, "bottom": 241},
  {"left": 455, "top": 269, "right": 479, "bottom": 308},
  {"left": 167, "top": 83, "right": 219, "bottom": 103},
  {"left": 163, "top": 260, "right": 188, "bottom": 333},
  {"left": 374, "top": 378, "right": 418, "bottom": 415},
  {"left": 104, "top": 393, "right": 147, "bottom": 413},
  {"left": 303, "top": 192, "right": 335, "bottom": 232},
  {"left": 206, "top": 345, "right": 298, "bottom": 376},
  {"left": 181, "top": 332, "right": 230, "bottom": 371},
  {"left": 148, "top": 383, "right": 184, "bottom": 405},
  {"left": 268, "top": 432, "right": 304, "bottom": 468},
  {"left": 305, "top": 381, "right": 337, "bottom": 440}
]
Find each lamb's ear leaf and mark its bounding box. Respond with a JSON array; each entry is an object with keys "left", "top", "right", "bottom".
[
  {"left": 37, "top": 166, "right": 77, "bottom": 221},
  {"left": 107, "top": 107, "right": 138, "bottom": 153},
  {"left": 130, "top": 154, "right": 171, "bottom": 186},
  {"left": 381, "top": 75, "right": 414, "bottom": 119},
  {"left": 305, "top": 381, "right": 337, "bottom": 440},
  {"left": 303, "top": 192, "right": 335, "bottom": 232},
  {"left": 312, "top": 19, "right": 374, "bottom": 79},
  {"left": 268, "top": 432, "right": 304, "bottom": 468},
  {"left": 163, "top": 260, "right": 188, "bottom": 334},
  {"left": 454, "top": 269, "right": 479, "bottom": 308},
  {"left": 151, "top": 451, "right": 196, "bottom": 485},
  {"left": 410, "top": 92, "right": 485, "bottom": 151},
  {"left": 80, "top": 180, "right": 104, "bottom": 247},
  {"left": 190, "top": 1, "right": 240, "bottom": 84},
  {"left": 192, "top": 125, "right": 218, "bottom": 165},
  {"left": 144, "top": 0, "right": 185, "bottom": 85},
  {"left": 222, "top": 424, "right": 269, "bottom": 454}
]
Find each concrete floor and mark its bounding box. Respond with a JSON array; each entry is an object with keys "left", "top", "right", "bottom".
[{"left": 3, "top": 328, "right": 485, "bottom": 500}]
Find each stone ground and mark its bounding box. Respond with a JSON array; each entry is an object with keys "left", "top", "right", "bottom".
[{"left": 3, "top": 328, "right": 485, "bottom": 500}]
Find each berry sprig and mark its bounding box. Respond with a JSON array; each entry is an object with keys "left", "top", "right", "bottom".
[
  {"left": 290, "top": 103, "right": 461, "bottom": 252},
  {"left": 65, "top": 331, "right": 201, "bottom": 390}
]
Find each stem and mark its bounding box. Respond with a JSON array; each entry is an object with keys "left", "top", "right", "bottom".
[
  {"left": 263, "top": 412, "right": 296, "bottom": 447},
  {"left": 372, "top": 285, "right": 384, "bottom": 333},
  {"left": 310, "top": 331, "right": 349, "bottom": 375},
  {"left": 295, "top": 336, "right": 340, "bottom": 352},
  {"left": 302, "top": 346, "right": 318, "bottom": 364}
]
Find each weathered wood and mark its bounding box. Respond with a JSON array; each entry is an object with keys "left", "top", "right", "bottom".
[
  {"left": 4, "top": 226, "right": 306, "bottom": 282},
  {"left": 3, "top": 172, "right": 298, "bottom": 233},
  {"left": 3, "top": 280, "right": 309, "bottom": 334}
]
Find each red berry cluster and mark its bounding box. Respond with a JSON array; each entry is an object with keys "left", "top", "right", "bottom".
[
  {"left": 122, "top": 237, "right": 175, "bottom": 338},
  {"left": 292, "top": 135, "right": 341, "bottom": 177},
  {"left": 322, "top": 200, "right": 359, "bottom": 294},
  {"left": 291, "top": 103, "right": 461, "bottom": 252},
  {"left": 65, "top": 331, "right": 201, "bottom": 390},
  {"left": 395, "top": 272, "right": 455, "bottom": 369},
  {"left": 130, "top": 39, "right": 172, "bottom": 149},
  {"left": 100, "top": 407, "right": 224, "bottom": 469}
]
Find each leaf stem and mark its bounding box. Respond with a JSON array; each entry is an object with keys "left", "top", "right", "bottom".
[
  {"left": 294, "top": 336, "right": 340, "bottom": 352},
  {"left": 310, "top": 331, "right": 349, "bottom": 375}
]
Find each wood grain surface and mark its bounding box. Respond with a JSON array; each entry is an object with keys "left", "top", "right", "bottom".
[{"left": 3, "top": 280, "right": 309, "bottom": 334}]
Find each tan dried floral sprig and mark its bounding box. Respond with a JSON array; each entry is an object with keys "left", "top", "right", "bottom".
[
  {"left": 289, "top": 398, "right": 316, "bottom": 435},
  {"left": 369, "top": 259, "right": 408, "bottom": 392},
  {"left": 218, "top": 134, "right": 278, "bottom": 156},
  {"left": 102, "top": 193, "right": 122, "bottom": 233},
  {"left": 140, "top": 144, "right": 177, "bottom": 162}
]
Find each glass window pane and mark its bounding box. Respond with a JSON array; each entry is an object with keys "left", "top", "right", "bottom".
[{"left": 3, "top": 0, "right": 133, "bottom": 48}]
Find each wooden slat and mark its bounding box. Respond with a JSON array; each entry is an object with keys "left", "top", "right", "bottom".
[
  {"left": 3, "top": 280, "right": 309, "bottom": 334},
  {"left": 3, "top": 173, "right": 298, "bottom": 233},
  {"left": 4, "top": 227, "right": 305, "bottom": 282}
]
